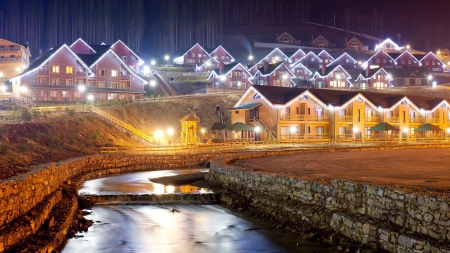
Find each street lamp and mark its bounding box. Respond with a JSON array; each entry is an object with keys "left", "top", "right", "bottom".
[
  {"left": 150, "top": 60, "right": 156, "bottom": 66},
  {"left": 164, "top": 55, "right": 170, "bottom": 65},
  {"left": 20, "top": 86, "right": 28, "bottom": 108},
  {"left": 154, "top": 130, "right": 164, "bottom": 148},
  {"left": 143, "top": 65, "right": 150, "bottom": 75},
  {"left": 254, "top": 126, "right": 261, "bottom": 142},
  {"left": 150, "top": 80, "right": 156, "bottom": 98}
]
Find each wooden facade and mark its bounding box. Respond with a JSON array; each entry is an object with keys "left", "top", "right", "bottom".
[
  {"left": 312, "top": 65, "right": 351, "bottom": 89},
  {"left": 0, "top": 38, "right": 31, "bottom": 81},
  {"left": 253, "top": 62, "right": 295, "bottom": 87},
  {"left": 210, "top": 45, "right": 235, "bottom": 64},
  {"left": 312, "top": 35, "right": 336, "bottom": 49},
  {"left": 232, "top": 85, "right": 450, "bottom": 142},
  {"left": 276, "top": 32, "right": 301, "bottom": 46},
  {"left": 111, "top": 40, "right": 144, "bottom": 73},
  {"left": 420, "top": 52, "right": 444, "bottom": 72},
  {"left": 173, "top": 43, "right": 210, "bottom": 65},
  {"left": 207, "top": 63, "right": 253, "bottom": 90},
  {"left": 345, "top": 37, "right": 367, "bottom": 50}
]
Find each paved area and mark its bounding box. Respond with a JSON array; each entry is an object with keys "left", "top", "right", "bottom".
[{"left": 234, "top": 148, "right": 450, "bottom": 192}]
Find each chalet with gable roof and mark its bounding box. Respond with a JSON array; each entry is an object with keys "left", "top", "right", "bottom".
[
  {"left": 362, "top": 49, "right": 397, "bottom": 70},
  {"left": 210, "top": 45, "right": 235, "bottom": 64},
  {"left": 290, "top": 62, "right": 312, "bottom": 81},
  {"left": 375, "top": 38, "right": 404, "bottom": 51},
  {"left": 253, "top": 62, "right": 295, "bottom": 87},
  {"left": 294, "top": 51, "right": 323, "bottom": 70},
  {"left": 248, "top": 48, "right": 291, "bottom": 75},
  {"left": 111, "top": 40, "right": 144, "bottom": 73},
  {"left": 0, "top": 38, "right": 31, "bottom": 81},
  {"left": 288, "top": 49, "right": 306, "bottom": 64},
  {"left": 312, "top": 65, "right": 351, "bottom": 89},
  {"left": 173, "top": 43, "right": 211, "bottom": 65},
  {"left": 311, "top": 35, "right": 336, "bottom": 49},
  {"left": 329, "top": 53, "right": 357, "bottom": 69},
  {"left": 345, "top": 37, "right": 367, "bottom": 50},
  {"left": 207, "top": 62, "right": 253, "bottom": 90},
  {"left": 276, "top": 32, "right": 301, "bottom": 46},
  {"left": 355, "top": 68, "right": 391, "bottom": 89},
  {"left": 420, "top": 52, "right": 444, "bottom": 72},
  {"left": 9, "top": 44, "right": 94, "bottom": 102},
  {"left": 390, "top": 50, "right": 421, "bottom": 67},
  {"left": 231, "top": 86, "right": 450, "bottom": 142},
  {"left": 386, "top": 67, "right": 433, "bottom": 87},
  {"left": 196, "top": 57, "right": 220, "bottom": 72},
  {"left": 317, "top": 50, "right": 334, "bottom": 66}
]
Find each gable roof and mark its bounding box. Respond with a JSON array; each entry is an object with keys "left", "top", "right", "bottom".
[
  {"left": 70, "top": 38, "right": 97, "bottom": 53},
  {"left": 276, "top": 31, "right": 296, "bottom": 41},
  {"left": 375, "top": 38, "right": 404, "bottom": 51},
  {"left": 356, "top": 68, "right": 390, "bottom": 81},
  {"left": 312, "top": 35, "right": 331, "bottom": 44},
  {"left": 313, "top": 65, "right": 351, "bottom": 79},
  {"left": 288, "top": 48, "right": 306, "bottom": 60},
  {"left": 207, "top": 62, "right": 253, "bottom": 80},
  {"left": 11, "top": 44, "right": 94, "bottom": 80},
  {"left": 197, "top": 57, "right": 220, "bottom": 70},
  {"left": 290, "top": 62, "right": 313, "bottom": 75},
  {"left": 328, "top": 52, "right": 357, "bottom": 67},
  {"left": 255, "top": 62, "right": 295, "bottom": 77},
  {"left": 346, "top": 37, "right": 364, "bottom": 46},
  {"left": 111, "top": 40, "right": 144, "bottom": 65},
  {"left": 296, "top": 51, "right": 323, "bottom": 64},
  {"left": 0, "top": 38, "right": 28, "bottom": 48},
  {"left": 264, "top": 48, "right": 291, "bottom": 63},
  {"left": 317, "top": 50, "right": 334, "bottom": 61},
  {"left": 210, "top": 45, "right": 235, "bottom": 62},
  {"left": 420, "top": 52, "right": 445, "bottom": 65},
  {"left": 392, "top": 50, "right": 422, "bottom": 65},
  {"left": 362, "top": 49, "right": 397, "bottom": 68}
]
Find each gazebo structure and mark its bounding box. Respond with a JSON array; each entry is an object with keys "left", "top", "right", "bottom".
[
  {"left": 415, "top": 123, "right": 445, "bottom": 141},
  {"left": 207, "top": 122, "right": 227, "bottom": 143},
  {"left": 369, "top": 122, "right": 399, "bottom": 143},
  {"left": 180, "top": 115, "right": 200, "bottom": 144},
  {"left": 222, "top": 122, "right": 256, "bottom": 143}
]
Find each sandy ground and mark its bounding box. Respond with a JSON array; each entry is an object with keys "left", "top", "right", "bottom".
[{"left": 234, "top": 148, "right": 450, "bottom": 193}]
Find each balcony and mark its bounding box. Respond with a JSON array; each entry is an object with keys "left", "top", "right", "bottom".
[
  {"left": 0, "top": 58, "right": 21, "bottom": 63},
  {"left": 307, "top": 115, "right": 328, "bottom": 122},
  {"left": 0, "top": 47, "right": 21, "bottom": 52},
  {"left": 337, "top": 115, "right": 353, "bottom": 122},
  {"left": 280, "top": 115, "right": 306, "bottom": 121},
  {"left": 365, "top": 116, "right": 379, "bottom": 123},
  {"left": 76, "top": 70, "right": 86, "bottom": 77},
  {"left": 409, "top": 117, "right": 421, "bottom": 124},
  {"left": 426, "top": 118, "right": 439, "bottom": 124},
  {"left": 121, "top": 73, "right": 130, "bottom": 80},
  {"left": 386, "top": 117, "right": 399, "bottom": 123}
]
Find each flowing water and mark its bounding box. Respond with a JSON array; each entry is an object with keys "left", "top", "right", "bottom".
[{"left": 63, "top": 169, "right": 340, "bottom": 253}]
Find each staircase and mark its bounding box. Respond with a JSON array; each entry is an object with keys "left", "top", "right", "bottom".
[
  {"left": 251, "top": 117, "right": 276, "bottom": 142},
  {"left": 152, "top": 71, "right": 178, "bottom": 96},
  {"left": 91, "top": 107, "right": 153, "bottom": 144},
  {"left": 9, "top": 93, "right": 34, "bottom": 109}
]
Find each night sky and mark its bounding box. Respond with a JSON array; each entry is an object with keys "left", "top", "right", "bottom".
[{"left": 311, "top": 0, "right": 448, "bottom": 25}]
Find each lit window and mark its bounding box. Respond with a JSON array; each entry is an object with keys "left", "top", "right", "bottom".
[
  {"left": 66, "top": 66, "right": 73, "bottom": 74},
  {"left": 52, "top": 65, "right": 59, "bottom": 73},
  {"left": 112, "top": 70, "right": 117, "bottom": 77}
]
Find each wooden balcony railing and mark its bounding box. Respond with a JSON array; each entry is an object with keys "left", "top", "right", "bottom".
[{"left": 386, "top": 117, "right": 399, "bottom": 123}]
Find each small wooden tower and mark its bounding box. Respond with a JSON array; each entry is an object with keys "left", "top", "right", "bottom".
[{"left": 180, "top": 114, "right": 200, "bottom": 144}]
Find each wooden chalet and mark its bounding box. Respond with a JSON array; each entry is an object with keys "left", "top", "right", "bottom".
[
  {"left": 248, "top": 48, "right": 290, "bottom": 75},
  {"left": 111, "top": 40, "right": 144, "bottom": 73},
  {"left": 288, "top": 49, "right": 306, "bottom": 63},
  {"left": 210, "top": 45, "right": 235, "bottom": 64},
  {"left": 253, "top": 62, "right": 295, "bottom": 87},
  {"left": 312, "top": 65, "right": 351, "bottom": 89},
  {"left": 345, "top": 37, "right": 367, "bottom": 50},
  {"left": 231, "top": 85, "right": 450, "bottom": 142},
  {"left": 290, "top": 62, "right": 312, "bottom": 82},
  {"left": 207, "top": 62, "right": 253, "bottom": 90},
  {"left": 0, "top": 38, "right": 31, "bottom": 80},
  {"left": 276, "top": 32, "right": 301, "bottom": 46},
  {"left": 196, "top": 57, "right": 220, "bottom": 72},
  {"left": 355, "top": 68, "right": 392, "bottom": 89},
  {"left": 317, "top": 50, "right": 334, "bottom": 66},
  {"left": 362, "top": 49, "right": 397, "bottom": 69},
  {"left": 311, "top": 35, "right": 336, "bottom": 49},
  {"left": 389, "top": 50, "right": 422, "bottom": 68},
  {"left": 173, "top": 43, "right": 211, "bottom": 65},
  {"left": 420, "top": 52, "right": 444, "bottom": 72},
  {"left": 386, "top": 67, "right": 433, "bottom": 87},
  {"left": 294, "top": 51, "right": 323, "bottom": 70},
  {"left": 375, "top": 38, "right": 404, "bottom": 51},
  {"left": 329, "top": 53, "right": 357, "bottom": 69}
]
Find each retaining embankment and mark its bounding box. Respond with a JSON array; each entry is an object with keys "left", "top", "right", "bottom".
[
  {"left": 82, "top": 193, "right": 221, "bottom": 204},
  {"left": 0, "top": 153, "right": 230, "bottom": 252},
  {"left": 207, "top": 151, "right": 450, "bottom": 253}
]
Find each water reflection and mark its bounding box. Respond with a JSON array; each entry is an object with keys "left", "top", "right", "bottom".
[
  {"left": 79, "top": 169, "right": 211, "bottom": 195},
  {"left": 63, "top": 205, "right": 340, "bottom": 253}
]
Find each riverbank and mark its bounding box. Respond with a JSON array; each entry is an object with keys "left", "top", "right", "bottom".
[{"left": 207, "top": 148, "right": 450, "bottom": 253}]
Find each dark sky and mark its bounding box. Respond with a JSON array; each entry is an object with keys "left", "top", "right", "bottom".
[{"left": 311, "top": 0, "right": 447, "bottom": 25}]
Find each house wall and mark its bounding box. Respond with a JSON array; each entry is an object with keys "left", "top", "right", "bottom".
[
  {"left": 0, "top": 40, "right": 29, "bottom": 79},
  {"left": 266, "top": 51, "right": 289, "bottom": 64},
  {"left": 211, "top": 48, "right": 233, "bottom": 64},
  {"left": 290, "top": 51, "right": 306, "bottom": 63},
  {"left": 396, "top": 54, "right": 420, "bottom": 67},
  {"left": 184, "top": 45, "right": 210, "bottom": 65},
  {"left": 70, "top": 40, "right": 93, "bottom": 55},
  {"left": 421, "top": 54, "right": 443, "bottom": 72},
  {"left": 111, "top": 42, "right": 140, "bottom": 73},
  {"left": 368, "top": 52, "right": 396, "bottom": 69}
]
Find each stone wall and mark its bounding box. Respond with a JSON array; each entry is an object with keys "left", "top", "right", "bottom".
[{"left": 207, "top": 151, "right": 450, "bottom": 253}]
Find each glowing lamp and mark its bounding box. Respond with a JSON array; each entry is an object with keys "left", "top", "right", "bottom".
[
  {"left": 403, "top": 128, "right": 408, "bottom": 133},
  {"left": 164, "top": 55, "right": 170, "bottom": 61},
  {"left": 249, "top": 55, "right": 253, "bottom": 60},
  {"left": 154, "top": 130, "right": 164, "bottom": 139},
  {"left": 77, "top": 85, "right": 86, "bottom": 92},
  {"left": 428, "top": 75, "right": 432, "bottom": 80},
  {"left": 87, "top": 94, "right": 94, "bottom": 101},
  {"left": 20, "top": 86, "right": 28, "bottom": 93},
  {"left": 201, "top": 128, "right": 206, "bottom": 134},
  {"left": 254, "top": 126, "right": 261, "bottom": 133},
  {"left": 220, "top": 75, "right": 226, "bottom": 81},
  {"left": 150, "top": 60, "right": 156, "bottom": 66},
  {"left": 353, "top": 127, "right": 358, "bottom": 132},
  {"left": 150, "top": 80, "right": 156, "bottom": 87}
]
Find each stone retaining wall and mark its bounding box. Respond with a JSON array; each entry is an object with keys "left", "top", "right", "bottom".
[{"left": 207, "top": 150, "right": 450, "bottom": 253}]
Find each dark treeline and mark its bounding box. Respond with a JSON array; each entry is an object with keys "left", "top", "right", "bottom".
[
  {"left": 335, "top": 8, "right": 448, "bottom": 51},
  {"left": 0, "top": 0, "right": 145, "bottom": 56}
]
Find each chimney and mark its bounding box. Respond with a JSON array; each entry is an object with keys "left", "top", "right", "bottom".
[
  {"left": 219, "top": 62, "right": 225, "bottom": 74},
  {"left": 264, "top": 61, "right": 269, "bottom": 73},
  {"left": 322, "top": 63, "right": 327, "bottom": 75},
  {"left": 249, "top": 58, "right": 254, "bottom": 66},
  {"left": 365, "top": 65, "right": 370, "bottom": 77}
]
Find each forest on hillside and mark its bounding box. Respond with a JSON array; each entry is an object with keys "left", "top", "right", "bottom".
[{"left": 0, "top": 0, "right": 448, "bottom": 58}]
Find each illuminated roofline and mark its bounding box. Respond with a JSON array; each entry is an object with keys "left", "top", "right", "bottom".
[
  {"left": 197, "top": 57, "right": 220, "bottom": 70},
  {"left": 284, "top": 90, "right": 327, "bottom": 108},
  {"left": 254, "top": 62, "right": 296, "bottom": 77},
  {"left": 429, "top": 99, "right": 450, "bottom": 112},
  {"left": 289, "top": 48, "right": 306, "bottom": 60},
  {"left": 69, "top": 38, "right": 96, "bottom": 53},
  {"left": 313, "top": 65, "right": 352, "bottom": 80},
  {"left": 327, "top": 52, "right": 357, "bottom": 67},
  {"left": 297, "top": 51, "right": 324, "bottom": 63},
  {"left": 234, "top": 86, "right": 276, "bottom": 109},
  {"left": 318, "top": 50, "right": 335, "bottom": 61},
  {"left": 111, "top": 40, "right": 144, "bottom": 66},
  {"left": 420, "top": 51, "right": 445, "bottom": 66},
  {"left": 362, "top": 49, "right": 397, "bottom": 68},
  {"left": 290, "top": 62, "right": 312, "bottom": 75},
  {"left": 395, "top": 50, "right": 422, "bottom": 65},
  {"left": 375, "top": 38, "right": 404, "bottom": 51},
  {"left": 210, "top": 45, "right": 235, "bottom": 62},
  {"left": 388, "top": 96, "right": 421, "bottom": 112}
]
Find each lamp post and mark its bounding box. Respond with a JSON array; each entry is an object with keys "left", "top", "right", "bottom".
[
  {"left": 143, "top": 65, "right": 150, "bottom": 75},
  {"left": 150, "top": 60, "right": 156, "bottom": 66},
  {"left": 20, "top": 86, "right": 28, "bottom": 108},
  {"left": 254, "top": 126, "right": 261, "bottom": 143},
  {"left": 164, "top": 55, "right": 170, "bottom": 65},
  {"left": 167, "top": 127, "right": 174, "bottom": 146},
  {"left": 77, "top": 84, "right": 86, "bottom": 103},
  {"left": 154, "top": 130, "right": 164, "bottom": 150},
  {"left": 87, "top": 94, "right": 94, "bottom": 112},
  {"left": 150, "top": 80, "right": 156, "bottom": 99}
]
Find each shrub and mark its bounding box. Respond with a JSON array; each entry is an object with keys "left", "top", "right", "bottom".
[{"left": 20, "top": 109, "right": 32, "bottom": 121}]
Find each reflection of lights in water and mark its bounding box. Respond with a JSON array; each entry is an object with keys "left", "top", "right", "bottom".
[
  {"left": 166, "top": 185, "right": 175, "bottom": 193},
  {"left": 153, "top": 183, "right": 165, "bottom": 194}
]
